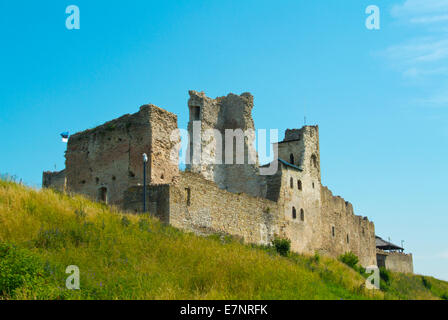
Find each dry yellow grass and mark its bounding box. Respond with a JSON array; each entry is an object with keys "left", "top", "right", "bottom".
[{"left": 0, "top": 179, "right": 446, "bottom": 300}]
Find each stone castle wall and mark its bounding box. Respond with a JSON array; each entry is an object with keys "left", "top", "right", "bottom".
[
  {"left": 42, "top": 169, "right": 66, "bottom": 192},
  {"left": 43, "top": 90, "right": 408, "bottom": 270},
  {"left": 320, "top": 187, "right": 376, "bottom": 266},
  {"left": 123, "top": 184, "right": 171, "bottom": 223},
  {"left": 168, "top": 171, "right": 279, "bottom": 244},
  {"left": 122, "top": 168, "right": 377, "bottom": 266},
  {"left": 377, "top": 249, "right": 413, "bottom": 274},
  {"left": 124, "top": 171, "right": 280, "bottom": 245}
]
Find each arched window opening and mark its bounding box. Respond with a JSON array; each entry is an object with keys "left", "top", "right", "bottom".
[
  {"left": 290, "top": 177, "right": 294, "bottom": 188},
  {"left": 290, "top": 153, "right": 294, "bottom": 165},
  {"left": 300, "top": 209, "right": 304, "bottom": 221},
  {"left": 332, "top": 226, "right": 335, "bottom": 237},
  {"left": 347, "top": 234, "right": 350, "bottom": 244},
  {"left": 292, "top": 207, "right": 297, "bottom": 219},
  {"left": 98, "top": 187, "right": 107, "bottom": 204},
  {"left": 297, "top": 180, "right": 302, "bottom": 191}
]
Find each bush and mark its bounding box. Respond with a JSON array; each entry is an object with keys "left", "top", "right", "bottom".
[
  {"left": 421, "top": 277, "right": 432, "bottom": 290},
  {"left": 441, "top": 292, "right": 448, "bottom": 300},
  {"left": 338, "top": 252, "right": 359, "bottom": 269},
  {"left": 0, "top": 243, "right": 46, "bottom": 297},
  {"left": 379, "top": 267, "right": 391, "bottom": 287},
  {"left": 272, "top": 237, "right": 291, "bottom": 257}
]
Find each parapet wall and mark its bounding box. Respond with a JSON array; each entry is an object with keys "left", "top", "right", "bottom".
[
  {"left": 320, "top": 186, "right": 377, "bottom": 266},
  {"left": 169, "top": 171, "right": 279, "bottom": 244},
  {"left": 377, "top": 249, "right": 413, "bottom": 274}
]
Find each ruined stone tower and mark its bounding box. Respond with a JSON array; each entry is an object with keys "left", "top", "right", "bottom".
[
  {"left": 186, "top": 90, "right": 266, "bottom": 198},
  {"left": 62, "top": 104, "right": 179, "bottom": 206}
]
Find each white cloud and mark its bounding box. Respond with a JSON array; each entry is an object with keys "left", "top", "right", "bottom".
[
  {"left": 383, "top": 0, "right": 448, "bottom": 83},
  {"left": 417, "top": 91, "right": 448, "bottom": 108},
  {"left": 385, "top": 38, "right": 448, "bottom": 64},
  {"left": 391, "top": 0, "right": 448, "bottom": 26},
  {"left": 382, "top": 37, "right": 448, "bottom": 79},
  {"left": 438, "top": 251, "right": 448, "bottom": 259}
]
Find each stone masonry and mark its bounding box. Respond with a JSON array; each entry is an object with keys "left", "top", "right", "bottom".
[{"left": 43, "top": 90, "right": 412, "bottom": 269}]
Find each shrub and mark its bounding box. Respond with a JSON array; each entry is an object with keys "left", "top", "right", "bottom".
[
  {"left": 338, "top": 252, "right": 359, "bottom": 269},
  {"left": 272, "top": 237, "right": 291, "bottom": 257},
  {"left": 441, "top": 292, "right": 448, "bottom": 300},
  {"left": 379, "top": 267, "right": 391, "bottom": 287},
  {"left": 421, "top": 277, "right": 432, "bottom": 290},
  {"left": 0, "top": 243, "right": 46, "bottom": 297}
]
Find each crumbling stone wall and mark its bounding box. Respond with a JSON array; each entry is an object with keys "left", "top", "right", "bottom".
[
  {"left": 41, "top": 91, "right": 384, "bottom": 269},
  {"left": 186, "top": 91, "right": 266, "bottom": 198},
  {"left": 123, "top": 184, "right": 171, "bottom": 223},
  {"left": 42, "top": 170, "right": 66, "bottom": 192},
  {"left": 168, "top": 171, "right": 279, "bottom": 244},
  {"left": 63, "top": 104, "right": 178, "bottom": 206},
  {"left": 320, "top": 187, "right": 376, "bottom": 266},
  {"left": 377, "top": 250, "right": 413, "bottom": 273}
]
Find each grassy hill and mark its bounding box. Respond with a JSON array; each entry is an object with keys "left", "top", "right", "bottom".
[{"left": 0, "top": 179, "right": 447, "bottom": 300}]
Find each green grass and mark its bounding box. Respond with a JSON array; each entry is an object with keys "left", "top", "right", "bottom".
[{"left": 0, "top": 179, "right": 447, "bottom": 300}]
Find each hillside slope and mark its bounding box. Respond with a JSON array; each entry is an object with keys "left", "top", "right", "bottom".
[{"left": 0, "top": 179, "right": 447, "bottom": 300}]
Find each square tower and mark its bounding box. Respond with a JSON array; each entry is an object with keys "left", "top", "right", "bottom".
[
  {"left": 64, "top": 104, "right": 179, "bottom": 206},
  {"left": 186, "top": 90, "right": 266, "bottom": 198},
  {"left": 276, "top": 125, "right": 321, "bottom": 183}
]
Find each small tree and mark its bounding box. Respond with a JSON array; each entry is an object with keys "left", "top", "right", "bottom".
[
  {"left": 338, "top": 251, "right": 359, "bottom": 269},
  {"left": 272, "top": 237, "right": 291, "bottom": 257}
]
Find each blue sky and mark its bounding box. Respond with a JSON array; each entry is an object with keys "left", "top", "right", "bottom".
[{"left": 0, "top": 0, "right": 447, "bottom": 281}]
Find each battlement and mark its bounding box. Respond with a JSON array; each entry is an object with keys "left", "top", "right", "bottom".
[{"left": 377, "top": 249, "right": 413, "bottom": 274}]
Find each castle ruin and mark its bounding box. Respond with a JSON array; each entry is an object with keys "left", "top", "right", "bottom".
[{"left": 43, "top": 90, "right": 413, "bottom": 271}]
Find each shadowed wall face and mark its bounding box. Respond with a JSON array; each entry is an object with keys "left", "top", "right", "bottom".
[{"left": 42, "top": 169, "right": 66, "bottom": 192}]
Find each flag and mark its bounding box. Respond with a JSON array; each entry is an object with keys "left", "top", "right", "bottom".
[{"left": 61, "top": 132, "right": 69, "bottom": 143}]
